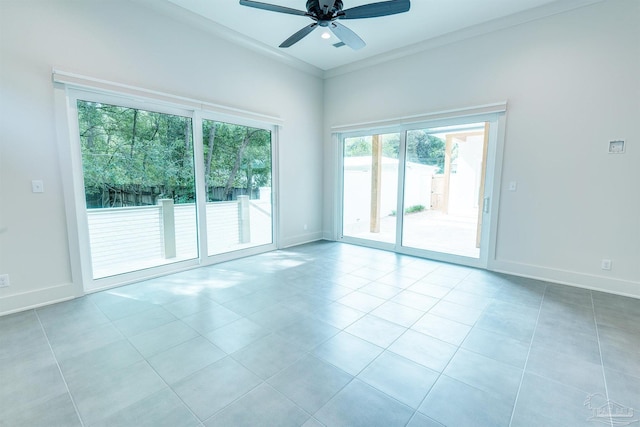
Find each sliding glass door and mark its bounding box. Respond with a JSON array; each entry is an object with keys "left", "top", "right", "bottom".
[
  {"left": 339, "top": 114, "right": 500, "bottom": 267},
  {"left": 201, "top": 119, "right": 273, "bottom": 256},
  {"left": 402, "top": 123, "right": 489, "bottom": 259},
  {"left": 70, "top": 90, "right": 277, "bottom": 291},
  {"left": 342, "top": 133, "right": 400, "bottom": 244},
  {"left": 77, "top": 100, "right": 198, "bottom": 280}
]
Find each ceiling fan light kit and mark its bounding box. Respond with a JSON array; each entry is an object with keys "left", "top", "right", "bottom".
[{"left": 239, "top": 0, "right": 411, "bottom": 50}]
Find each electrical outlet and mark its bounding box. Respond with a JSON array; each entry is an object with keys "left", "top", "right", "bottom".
[
  {"left": 601, "top": 259, "right": 612, "bottom": 271},
  {"left": 31, "top": 180, "right": 44, "bottom": 193},
  {"left": 0, "top": 274, "right": 9, "bottom": 288}
]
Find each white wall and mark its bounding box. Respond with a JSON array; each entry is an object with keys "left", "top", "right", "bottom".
[
  {"left": 324, "top": 0, "right": 640, "bottom": 297},
  {"left": 2, "top": 0, "right": 638, "bottom": 315},
  {"left": 0, "top": 0, "right": 324, "bottom": 313}
]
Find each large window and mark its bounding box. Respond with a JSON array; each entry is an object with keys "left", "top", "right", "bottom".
[
  {"left": 402, "top": 123, "right": 489, "bottom": 259},
  {"left": 338, "top": 107, "right": 505, "bottom": 268},
  {"left": 77, "top": 101, "right": 198, "bottom": 279},
  {"left": 342, "top": 133, "right": 399, "bottom": 244},
  {"left": 57, "top": 76, "right": 279, "bottom": 292},
  {"left": 202, "top": 119, "right": 273, "bottom": 256}
]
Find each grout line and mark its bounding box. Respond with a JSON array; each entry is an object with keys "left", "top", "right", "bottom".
[
  {"left": 34, "top": 309, "right": 86, "bottom": 427},
  {"left": 507, "top": 283, "right": 547, "bottom": 426},
  {"left": 590, "top": 292, "right": 614, "bottom": 427},
  {"left": 133, "top": 342, "right": 206, "bottom": 426},
  {"left": 16, "top": 244, "right": 628, "bottom": 427},
  {"left": 290, "top": 265, "right": 463, "bottom": 426},
  {"left": 53, "top": 296, "right": 206, "bottom": 425},
  {"left": 191, "top": 372, "right": 268, "bottom": 425},
  {"left": 395, "top": 275, "right": 482, "bottom": 426}
]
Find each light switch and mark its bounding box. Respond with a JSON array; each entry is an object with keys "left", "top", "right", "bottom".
[{"left": 31, "top": 180, "right": 44, "bottom": 193}]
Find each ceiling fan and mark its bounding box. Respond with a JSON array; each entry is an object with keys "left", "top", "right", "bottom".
[{"left": 239, "top": 0, "right": 411, "bottom": 50}]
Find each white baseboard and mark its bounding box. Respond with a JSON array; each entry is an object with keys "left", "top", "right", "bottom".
[
  {"left": 488, "top": 259, "right": 640, "bottom": 299},
  {"left": 0, "top": 282, "right": 79, "bottom": 316},
  {"left": 322, "top": 231, "right": 336, "bottom": 241},
  {"left": 3, "top": 247, "right": 635, "bottom": 317},
  {"left": 279, "top": 231, "right": 324, "bottom": 249},
  {"left": 316, "top": 236, "right": 639, "bottom": 299}
]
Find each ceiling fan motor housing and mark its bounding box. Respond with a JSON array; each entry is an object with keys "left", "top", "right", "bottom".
[{"left": 306, "top": 0, "right": 344, "bottom": 19}]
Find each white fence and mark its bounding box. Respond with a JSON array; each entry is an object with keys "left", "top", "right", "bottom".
[{"left": 343, "top": 157, "right": 438, "bottom": 235}]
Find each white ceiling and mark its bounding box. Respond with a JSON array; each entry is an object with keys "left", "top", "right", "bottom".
[{"left": 164, "top": 0, "right": 596, "bottom": 72}]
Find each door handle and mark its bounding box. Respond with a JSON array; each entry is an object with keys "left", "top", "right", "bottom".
[{"left": 483, "top": 197, "right": 490, "bottom": 214}]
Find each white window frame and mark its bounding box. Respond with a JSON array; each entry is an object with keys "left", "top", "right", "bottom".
[
  {"left": 54, "top": 71, "right": 280, "bottom": 294},
  {"left": 197, "top": 111, "right": 279, "bottom": 264},
  {"left": 334, "top": 104, "right": 507, "bottom": 269}
]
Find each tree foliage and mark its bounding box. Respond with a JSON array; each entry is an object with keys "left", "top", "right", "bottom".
[
  {"left": 406, "top": 130, "right": 456, "bottom": 174},
  {"left": 344, "top": 131, "right": 453, "bottom": 173},
  {"left": 344, "top": 134, "right": 400, "bottom": 159},
  {"left": 202, "top": 120, "right": 271, "bottom": 201},
  {"left": 77, "top": 101, "right": 272, "bottom": 208}
]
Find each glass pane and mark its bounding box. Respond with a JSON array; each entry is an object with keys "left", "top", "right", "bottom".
[
  {"left": 77, "top": 101, "right": 198, "bottom": 279},
  {"left": 402, "top": 123, "right": 487, "bottom": 258},
  {"left": 342, "top": 133, "right": 400, "bottom": 243},
  {"left": 202, "top": 120, "right": 273, "bottom": 256}
]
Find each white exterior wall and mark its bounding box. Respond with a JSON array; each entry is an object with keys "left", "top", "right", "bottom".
[
  {"left": 0, "top": 0, "right": 324, "bottom": 313},
  {"left": 343, "top": 157, "right": 436, "bottom": 231},
  {"left": 324, "top": 0, "right": 640, "bottom": 297}
]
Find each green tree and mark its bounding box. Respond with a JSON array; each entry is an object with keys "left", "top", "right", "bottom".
[
  {"left": 344, "top": 137, "right": 371, "bottom": 157},
  {"left": 344, "top": 134, "right": 399, "bottom": 158},
  {"left": 77, "top": 101, "right": 195, "bottom": 207},
  {"left": 406, "top": 131, "right": 452, "bottom": 173},
  {"left": 343, "top": 132, "right": 449, "bottom": 173},
  {"left": 202, "top": 120, "right": 271, "bottom": 201}
]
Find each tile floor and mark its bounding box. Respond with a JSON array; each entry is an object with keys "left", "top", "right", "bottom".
[{"left": 1, "top": 241, "right": 639, "bottom": 427}]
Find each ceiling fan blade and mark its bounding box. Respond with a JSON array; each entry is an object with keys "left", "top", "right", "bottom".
[
  {"left": 339, "top": 0, "right": 410, "bottom": 19},
  {"left": 329, "top": 22, "right": 365, "bottom": 50},
  {"left": 239, "top": 0, "right": 308, "bottom": 17},
  {"left": 280, "top": 23, "right": 318, "bottom": 48}
]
